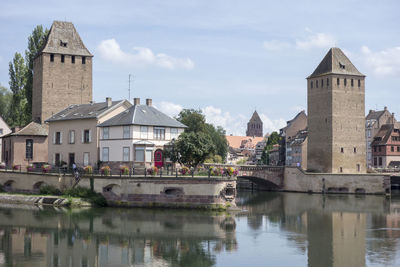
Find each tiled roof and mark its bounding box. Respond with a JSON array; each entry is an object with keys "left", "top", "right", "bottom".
[
  {"left": 308, "top": 47, "right": 364, "bottom": 78},
  {"left": 39, "top": 21, "right": 92, "bottom": 57},
  {"left": 371, "top": 124, "right": 395, "bottom": 146},
  {"left": 249, "top": 111, "right": 262, "bottom": 123},
  {"left": 4, "top": 122, "right": 48, "bottom": 137},
  {"left": 98, "top": 105, "right": 187, "bottom": 128},
  {"left": 366, "top": 110, "right": 385, "bottom": 120},
  {"left": 226, "top": 136, "right": 264, "bottom": 149},
  {"left": 45, "top": 100, "right": 130, "bottom": 122}
]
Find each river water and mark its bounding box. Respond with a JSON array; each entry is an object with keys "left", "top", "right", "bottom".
[{"left": 0, "top": 192, "right": 399, "bottom": 267}]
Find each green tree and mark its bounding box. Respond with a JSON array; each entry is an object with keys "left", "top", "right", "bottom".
[
  {"left": 176, "top": 109, "right": 206, "bottom": 133},
  {"left": 261, "top": 131, "right": 281, "bottom": 165},
  {"left": 173, "top": 131, "right": 215, "bottom": 169},
  {"left": 25, "top": 25, "right": 48, "bottom": 119},
  {"left": 0, "top": 84, "right": 12, "bottom": 122},
  {"left": 8, "top": 52, "right": 28, "bottom": 127}
]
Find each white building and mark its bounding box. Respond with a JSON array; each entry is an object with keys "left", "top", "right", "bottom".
[
  {"left": 98, "top": 98, "right": 186, "bottom": 169},
  {"left": 0, "top": 116, "right": 11, "bottom": 162}
]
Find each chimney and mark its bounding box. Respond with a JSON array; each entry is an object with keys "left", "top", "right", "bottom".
[
  {"left": 384, "top": 106, "right": 387, "bottom": 111},
  {"left": 11, "top": 127, "right": 20, "bottom": 133},
  {"left": 106, "top": 97, "right": 112, "bottom": 108},
  {"left": 369, "top": 109, "right": 373, "bottom": 114},
  {"left": 133, "top": 98, "right": 140, "bottom": 105},
  {"left": 146, "top": 98, "right": 152, "bottom": 106}
]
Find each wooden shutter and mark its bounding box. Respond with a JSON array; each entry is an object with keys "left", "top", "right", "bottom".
[
  {"left": 60, "top": 132, "right": 63, "bottom": 144},
  {"left": 81, "top": 130, "right": 84, "bottom": 143},
  {"left": 89, "top": 129, "right": 92, "bottom": 143},
  {"left": 53, "top": 132, "right": 56, "bottom": 144}
]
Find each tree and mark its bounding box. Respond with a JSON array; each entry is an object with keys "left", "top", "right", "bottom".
[
  {"left": 173, "top": 131, "right": 215, "bottom": 169},
  {"left": 261, "top": 131, "right": 281, "bottom": 165},
  {"left": 25, "top": 25, "right": 48, "bottom": 119},
  {"left": 176, "top": 109, "right": 206, "bottom": 133},
  {"left": 0, "top": 84, "right": 12, "bottom": 122},
  {"left": 8, "top": 52, "right": 28, "bottom": 127}
]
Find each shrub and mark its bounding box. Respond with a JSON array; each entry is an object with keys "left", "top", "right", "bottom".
[
  {"left": 224, "top": 167, "right": 239, "bottom": 177},
  {"left": 179, "top": 166, "right": 190, "bottom": 175},
  {"left": 39, "top": 185, "right": 62, "bottom": 196},
  {"left": 100, "top": 166, "right": 110, "bottom": 176},
  {"left": 147, "top": 166, "right": 158, "bottom": 176},
  {"left": 210, "top": 166, "right": 222, "bottom": 176},
  {"left": 63, "top": 186, "right": 107, "bottom": 207},
  {"left": 84, "top": 165, "right": 93, "bottom": 175},
  {"left": 120, "top": 166, "right": 129, "bottom": 175},
  {"left": 12, "top": 164, "right": 20, "bottom": 171}
]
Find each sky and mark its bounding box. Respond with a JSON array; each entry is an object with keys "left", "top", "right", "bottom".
[{"left": 0, "top": 0, "right": 399, "bottom": 135}]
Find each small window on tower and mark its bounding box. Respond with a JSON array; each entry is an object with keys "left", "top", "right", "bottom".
[
  {"left": 344, "top": 78, "right": 347, "bottom": 86},
  {"left": 50, "top": 54, "right": 54, "bottom": 62},
  {"left": 82, "top": 56, "right": 86, "bottom": 64},
  {"left": 351, "top": 79, "right": 354, "bottom": 87},
  {"left": 327, "top": 78, "right": 329, "bottom": 86},
  {"left": 311, "top": 81, "right": 313, "bottom": 88},
  {"left": 61, "top": 55, "right": 64, "bottom": 63},
  {"left": 354, "top": 147, "right": 357, "bottom": 153},
  {"left": 337, "top": 78, "right": 340, "bottom": 85},
  {"left": 71, "top": 56, "right": 75, "bottom": 64},
  {"left": 341, "top": 147, "right": 344, "bottom": 153},
  {"left": 316, "top": 80, "right": 319, "bottom": 88},
  {"left": 321, "top": 79, "right": 324, "bottom": 87},
  {"left": 358, "top": 79, "right": 361, "bottom": 87}
]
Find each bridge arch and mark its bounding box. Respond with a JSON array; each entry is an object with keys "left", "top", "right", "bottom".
[
  {"left": 102, "top": 184, "right": 121, "bottom": 195},
  {"left": 33, "top": 181, "right": 47, "bottom": 193},
  {"left": 3, "top": 180, "right": 16, "bottom": 192}
]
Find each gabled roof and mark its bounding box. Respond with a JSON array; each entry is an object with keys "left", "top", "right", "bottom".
[
  {"left": 98, "top": 104, "right": 187, "bottom": 128},
  {"left": 225, "top": 136, "right": 264, "bottom": 149},
  {"left": 308, "top": 47, "right": 364, "bottom": 78},
  {"left": 45, "top": 100, "right": 130, "bottom": 122},
  {"left": 371, "top": 124, "right": 395, "bottom": 146},
  {"left": 248, "top": 111, "right": 262, "bottom": 123},
  {"left": 366, "top": 110, "right": 386, "bottom": 121},
  {"left": 39, "top": 21, "right": 92, "bottom": 57},
  {"left": 3, "top": 122, "right": 48, "bottom": 137},
  {"left": 280, "top": 110, "right": 307, "bottom": 132}
]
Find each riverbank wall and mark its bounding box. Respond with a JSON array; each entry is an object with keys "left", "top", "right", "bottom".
[{"left": 0, "top": 170, "right": 236, "bottom": 209}]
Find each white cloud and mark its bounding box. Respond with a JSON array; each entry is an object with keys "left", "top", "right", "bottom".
[
  {"left": 295, "top": 31, "right": 336, "bottom": 50},
  {"left": 96, "top": 39, "right": 194, "bottom": 70},
  {"left": 154, "top": 101, "right": 183, "bottom": 118},
  {"left": 361, "top": 45, "right": 400, "bottom": 76},
  {"left": 259, "top": 114, "right": 286, "bottom": 135},
  {"left": 263, "top": 40, "right": 291, "bottom": 51}
]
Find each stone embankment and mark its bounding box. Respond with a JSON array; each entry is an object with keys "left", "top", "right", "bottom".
[{"left": 0, "top": 194, "right": 91, "bottom": 207}]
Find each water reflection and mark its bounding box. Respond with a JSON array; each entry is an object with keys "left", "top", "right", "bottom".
[{"left": 0, "top": 193, "right": 399, "bottom": 266}]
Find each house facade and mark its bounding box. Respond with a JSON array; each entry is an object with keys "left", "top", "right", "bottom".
[
  {"left": 365, "top": 107, "right": 396, "bottom": 168},
  {"left": 98, "top": 98, "right": 186, "bottom": 169},
  {"left": 371, "top": 124, "right": 400, "bottom": 168},
  {"left": 287, "top": 129, "right": 308, "bottom": 170},
  {"left": 45, "top": 98, "right": 131, "bottom": 168},
  {"left": 2, "top": 122, "right": 48, "bottom": 168},
  {"left": 0, "top": 116, "right": 11, "bottom": 162}
]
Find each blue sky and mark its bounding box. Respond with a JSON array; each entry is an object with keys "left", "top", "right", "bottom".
[{"left": 0, "top": 0, "right": 399, "bottom": 135}]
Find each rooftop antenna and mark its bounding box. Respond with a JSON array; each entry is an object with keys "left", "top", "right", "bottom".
[{"left": 128, "top": 74, "right": 134, "bottom": 101}]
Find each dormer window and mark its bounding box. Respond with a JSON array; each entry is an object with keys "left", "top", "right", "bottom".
[
  {"left": 50, "top": 54, "right": 54, "bottom": 62},
  {"left": 61, "top": 55, "right": 64, "bottom": 63},
  {"left": 82, "top": 56, "right": 86, "bottom": 64},
  {"left": 71, "top": 55, "right": 75, "bottom": 64},
  {"left": 60, "top": 40, "right": 67, "bottom": 47},
  {"left": 339, "top": 62, "right": 345, "bottom": 69}
]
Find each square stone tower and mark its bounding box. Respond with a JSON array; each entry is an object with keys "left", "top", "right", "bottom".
[
  {"left": 246, "top": 111, "right": 263, "bottom": 137},
  {"left": 307, "top": 48, "right": 366, "bottom": 173},
  {"left": 32, "top": 21, "right": 93, "bottom": 123}
]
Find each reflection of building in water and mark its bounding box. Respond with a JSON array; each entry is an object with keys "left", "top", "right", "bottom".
[{"left": 308, "top": 212, "right": 366, "bottom": 267}]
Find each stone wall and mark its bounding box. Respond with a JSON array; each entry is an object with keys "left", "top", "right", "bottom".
[{"left": 284, "top": 167, "right": 390, "bottom": 194}]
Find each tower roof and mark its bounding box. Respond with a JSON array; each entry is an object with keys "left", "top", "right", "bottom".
[
  {"left": 249, "top": 111, "right": 262, "bottom": 123},
  {"left": 308, "top": 47, "right": 364, "bottom": 78},
  {"left": 39, "top": 21, "right": 92, "bottom": 57}
]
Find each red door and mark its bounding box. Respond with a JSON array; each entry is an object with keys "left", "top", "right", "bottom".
[{"left": 154, "top": 150, "right": 163, "bottom": 168}]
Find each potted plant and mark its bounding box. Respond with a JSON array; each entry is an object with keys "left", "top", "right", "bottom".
[
  {"left": 84, "top": 165, "right": 93, "bottom": 175},
  {"left": 42, "top": 164, "right": 51, "bottom": 173},
  {"left": 12, "top": 164, "right": 20, "bottom": 171},
  {"left": 100, "top": 166, "right": 110, "bottom": 176},
  {"left": 26, "top": 164, "right": 34, "bottom": 172},
  {"left": 224, "top": 167, "right": 239, "bottom": 177},
  {"left": 0, "top": 162, "right": 6, "bottom": 169},
  {"left": 179, "top": 166, "right": 190, "bottom": 175},
  {"left": 120, "top": 166, "right": 129, "bottom": 175},
  {"left": 147, "top": 166, "right": 158, "bottom": 176}
]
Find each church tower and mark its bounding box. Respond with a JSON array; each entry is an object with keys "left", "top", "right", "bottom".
[
  {"left": 32, "top": 21, "right": 93, "bottom": 123},
  {"left": 307, "top": 48, "right": 366, "bottom": 173},
  {"left": 246, "top": 111, "right": 263, "bottom": 137}
]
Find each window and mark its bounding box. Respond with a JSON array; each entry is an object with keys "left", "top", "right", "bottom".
[
  {"left": 83, "top": 152, "right": 90, "bottom": 166},
  {"left": 154, "top": 127, "right": 165, "bottom": 140},
  {"left": 357, "top": 164, "right": 360, "bottom": 172},
  {"left": 378, "top": 146, "right": 382, "bottom": 152},
  {"left": 0, "top": 129, "right": 3, "bottom": 135},
  {"left": 50, "top": 54, "right": 54, "bottom": 62},
  {"left": 123, "top": 126, "right": 130, "bottom": 139},
  {"left": 374, "top": 146, "right": 377, "bottom": 152},
  {"left": 354, "top": 147, "right": 357, "bottom": 153},
  {"left": 321, "top": 79, "right": 324, "bottom": 87},
  {"left": 71, "top": 55, "right": 75, "bottom": 64},
  {"left": 69, "top": 130, "right": 75, "bottom": 144},
  {"left": 327, "top": 78, "right": 329, "bottom": 86},
  {"left": 170, "top": 128, "right": 178, "bottom": 139},
  {"left": 146, "top": 149, "right": 152, "bottom": 163},
  {"left": 54, "top": 131, "right": 62, "bottom": 144},
  {"left": 391, "top": 146, "right": 394, "bottom": 152},
  {"left": 55, "top": 153, "right": 60, "bottom": 166},
  {"left": 140, "top": 126, "right": 148, "bottom": 139},
  {"left": 135, "top": 148, "right": 144, "bottom": 162},
  {"left": 103, "top": 127, "right": 109, "bottom": 139},
  {"left": 379, "top": 157, "right": 382, "bottom": 166},
  {"left": 340, "top": 147, "right": 344, "bottom": 153},
  {"left": 61, "top": 55, "right": 64, "bottom": 63},
  {"left": 26, "top": 139, "right": 33, "bottom": 159},
  {"left": 311, "top": 81, "right": 313, "bottom": 88},
  {"left": 123, "top": 147, "right": 130, "bottom": 161},
  {"left": 340, "top": 167, "right": 343, "bottom": 173},
  {"left": 316, "top": 80, "right": 319, "bottom": 88},
  {"left": 83, "top": 130, "right": 91, "bottom": 143},
  {"left": 397, "top": 146, "right": 400, "bottom": 152},
  {"left": 82, "top": 56, "right": 86, "bottom": 64},
  {"left": 367, "top": 129, "right": 371, "bottom": 138},
  {"left": 102, "top": 147, "right": 109, "bottom": 161},
  {"left": 337, "top": 78, "right": 340, "bottom": 85},
  {"left": 374, "top": 157, "right": 377, "bottom": 166},
  {"left": 344, "top": 78, "right": 347, "bottom": 86},
  {"left": 358, "top": 79, "right": 361, "bottom": 87},
  {"left": 351, "top": 79, "right": 354, "bottom": 87}
]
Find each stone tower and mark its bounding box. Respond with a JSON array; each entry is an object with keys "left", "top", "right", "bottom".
[
  {"left": 307, "top": 48, "right": 366, "bottom": 173},
  {"left": 32, "top": 21, "right": 93, "bottom": 123},
  {"left": 246, "top": 111, "right": 263, "bottom": 137}
]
